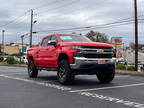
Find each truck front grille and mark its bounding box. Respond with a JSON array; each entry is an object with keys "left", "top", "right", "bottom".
[{"left": 74, "top": 46, "right": 113, "bottom": 59}]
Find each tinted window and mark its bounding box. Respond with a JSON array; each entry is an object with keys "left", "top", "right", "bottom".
[
  {"left": 59, "top": 35, "right": 91, "bottom": 42},
  {"left": 41, "top": 36, "right": 51, "bottom": 46},
  {"left": 51, "top": 35, "right": 58, "bottom": 43}
]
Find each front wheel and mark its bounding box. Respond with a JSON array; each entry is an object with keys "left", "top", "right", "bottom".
[
  {"left": 57, "top": 59, "right": 74, "bottom": 84},
  {"left": 28, "top": 60, "right": 38, "bottom": 78},
  {"left": 96, "top": 69, "right": 115, "bottom": 83}
]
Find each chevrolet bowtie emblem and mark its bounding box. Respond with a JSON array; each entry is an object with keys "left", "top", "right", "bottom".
[{"left": 97, "top": 49, "right": 104, "bottom": 53}]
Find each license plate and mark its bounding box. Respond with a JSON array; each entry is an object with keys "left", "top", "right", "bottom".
[{"left": 98, "top": 60, "right": 106, "bottom": 64}]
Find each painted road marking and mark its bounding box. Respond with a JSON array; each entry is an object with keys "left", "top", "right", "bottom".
[
  {"left": 1, "top": 74, "right": 144, "bottom": 108},
  {"left": 115, "top": 75, "right": 130, "bottom": 78},
  {"left": 0, "top": 72, "right": 26, "bottom": 74},
  {"left": 0, "top": 74, "right": 71, "bottom": 91},
  {"left": 79, "top": 92, "right": 144, "bottom": 108},
  {"left": 70, "top": 83, "right": 144, "bottom": 93},
  {"left": 2, "top": 73, "right": 27, "bottom": 75}
]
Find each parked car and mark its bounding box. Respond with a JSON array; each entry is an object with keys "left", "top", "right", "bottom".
[
  {"left": 117, "top": 58, "right": 127, "bottom": 65},
  {"left": 22, "top": 56, "right": 27, "bottom": 64},
  {"left": 27, "top": 33, "right": 115, "bottom": 84}
]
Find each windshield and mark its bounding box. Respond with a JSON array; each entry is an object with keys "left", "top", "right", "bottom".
[{"left": 59, "top": 35, "right": 91, "bottom": 42}]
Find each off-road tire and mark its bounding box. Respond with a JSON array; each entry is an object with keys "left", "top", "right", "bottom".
[
  {"left": 57, "top": 59, "right": 74, "bottom": 84},
  {"left": 28, "top": 60, "right": 38, "bottom": 78},
  {"left": 96, "top": 69, "right": 115, "bottom": 83}
]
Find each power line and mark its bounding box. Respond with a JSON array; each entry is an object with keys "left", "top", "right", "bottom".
[
  {"left": 33, "top": 0, "right": 65, "bottom": 10},
  {"left": 0, "top": 10, "right": 30, "bottom": 28},
  {"left": 35, "top": 18, "right": 143, "bottom": 33},
  {"left": 35, "top": 0, "right": 80, "bottom": 15},
  {"left": 4, "top": 16, "right": 143, "bottom": 44},
  {"left": 5, "top": 32, "right": 30, "bottom": 44},
  {"left": 5, "top": 20, "right": 143, "bottom": 44},
  {"left": 10, "top": 15, "right": 29, "bottom": 27}
]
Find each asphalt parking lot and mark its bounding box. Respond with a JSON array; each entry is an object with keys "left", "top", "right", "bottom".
[{"left": 0, "top": 66, "right": 144, "bottom": 108}]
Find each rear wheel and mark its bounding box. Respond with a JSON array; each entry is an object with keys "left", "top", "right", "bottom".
[
  {"left": 57, "top": 59, "right": 74, "bottom": 84},
  {"left": 96, "top": 69, "right": 115, "bottom": 83},
  {"left": 28, "top": 60, "right": 38, "bottom": 78}
]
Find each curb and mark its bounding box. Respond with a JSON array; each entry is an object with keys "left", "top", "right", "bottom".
[
  {"left": 116, "top": 72, "right": 144, "bottom": 77},
  {"left": 0, "top": 65, "right": 27, "bottom": 68}
]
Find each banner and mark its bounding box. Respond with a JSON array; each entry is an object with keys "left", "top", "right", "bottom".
[{"left": 111, "top": 37, "right": 123, "bottom": 58}]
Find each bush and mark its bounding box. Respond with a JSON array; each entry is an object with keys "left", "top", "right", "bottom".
[
  {"left": 6, "top": 57, "right": 15, "bottom": 64},
  {"left": 127, "top": 66, "right": 135, "bottom": 71},
  {"left": 0, "top": 56, "right": 4, "bottom": 62},
  {"left": 18, "top": 60, "right": 25, "bottom": 64},
  {"left": 116, "top": 64, "right": 126, "bottom": 70}
]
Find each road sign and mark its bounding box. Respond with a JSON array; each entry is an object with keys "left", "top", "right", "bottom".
[{"left": 111, "top": 37, "right": 123, "bottom": 58}]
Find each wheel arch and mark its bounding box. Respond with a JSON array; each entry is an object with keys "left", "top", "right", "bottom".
[
  {"left": 58, "top": 53, "right": 69, "bottom": 64},
  {"left": 28, "top": 56, "right": 35, "bottom": 64},
  {"left": 28, "top": 56, "right": 34, "bottom": 61}
]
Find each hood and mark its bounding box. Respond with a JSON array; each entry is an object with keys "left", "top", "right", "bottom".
[{"left": 61, "top": 42, "right": 113, "bottom": 47}]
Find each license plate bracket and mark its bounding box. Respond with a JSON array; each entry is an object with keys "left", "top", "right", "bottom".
[{"left": 98, "top": 60, "right": 106, "bottom": 64}]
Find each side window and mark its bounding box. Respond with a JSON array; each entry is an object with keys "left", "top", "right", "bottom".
[
  {"left": 41, "top": 36, "right": 51, "bottom": 46},
  {"left": 51, "top": 35, "right": 58, "bottom": 43}
]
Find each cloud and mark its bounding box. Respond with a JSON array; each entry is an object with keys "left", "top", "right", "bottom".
[{"left": 0, "top": 0, "right": 143, "bottom": 46}]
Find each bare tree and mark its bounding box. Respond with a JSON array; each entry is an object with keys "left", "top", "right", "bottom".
[{"left": 86, "top": 30, "right": 109, "bottom": 43}]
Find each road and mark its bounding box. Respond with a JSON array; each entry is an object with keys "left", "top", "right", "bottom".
[{"left": 0, "top": 66, "right": 144, "bottom": 108}]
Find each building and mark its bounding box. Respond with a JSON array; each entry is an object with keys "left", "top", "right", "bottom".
[{"left": 1, "top": 43, "right": 29, "bottom": 55}]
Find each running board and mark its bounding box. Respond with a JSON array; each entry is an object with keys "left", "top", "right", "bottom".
[{"left": 37, "top": 67, "right": 57, "bottom": 71}]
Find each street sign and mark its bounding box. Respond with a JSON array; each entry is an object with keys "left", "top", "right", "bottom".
[{"left": 22, "top": 46, "right": 29, "bottom": 54}]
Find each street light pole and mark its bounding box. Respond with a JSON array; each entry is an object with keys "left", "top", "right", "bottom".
[
  {"left": 21, "top": 35, "right": 24, "bottom": 56},
  {"left": 134, "top": 0, "right": 138, "bottom": 71},
  {"left": 2, "top": 30, "right": 5, "bottom": 56},
  {"left": 30, "top": 9, "right": 33, "bottom": 48}
]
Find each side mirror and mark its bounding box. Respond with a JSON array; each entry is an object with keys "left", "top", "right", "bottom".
[{"left": 48, "top": 40, "right": 57, "bottom": 47}]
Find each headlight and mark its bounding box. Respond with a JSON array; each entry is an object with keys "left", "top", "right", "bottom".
[{"left": 72, "top": 46, "right": 82, "bottom": 50}]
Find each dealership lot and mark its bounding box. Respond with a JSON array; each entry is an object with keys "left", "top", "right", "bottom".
[{"left": 0, "top": 66, "right": 144, "bottom": 108}]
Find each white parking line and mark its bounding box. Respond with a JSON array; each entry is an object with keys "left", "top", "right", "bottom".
[
  {"left": 70, "top": 83, "right": 144, "bottom": 93},
  {"left": 79, "top": 92, "right": 144, "bottom": 108},
  {"left": 1, "top": 74, "right": 144, "bottom": 108},
  {"left": 3, "top": 73, "right": 27, "bottom": 75},
  {"left": 115, "top": 75, "right": 130, "bottom": 78},
  {"left": 0, "top": 74, "right": 71, "bottom": 91}
]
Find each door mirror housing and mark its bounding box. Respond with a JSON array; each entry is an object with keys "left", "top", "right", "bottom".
[{"left": 48, "top": 40, "right": 57, "bottom": 47}]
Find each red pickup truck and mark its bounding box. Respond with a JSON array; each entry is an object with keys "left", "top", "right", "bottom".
[{"left": 27, "top": 33, "right": 115, "bottom": 84}]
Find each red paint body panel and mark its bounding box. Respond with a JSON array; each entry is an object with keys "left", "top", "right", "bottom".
[{"left": 27, "top": 33, "right": 113, "bottom": 69}]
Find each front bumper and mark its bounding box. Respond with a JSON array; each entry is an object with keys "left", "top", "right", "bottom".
[{"left": 70, "top": 57, "right": 115, "bottom": 74}]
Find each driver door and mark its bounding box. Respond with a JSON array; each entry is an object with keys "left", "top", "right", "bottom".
[
  {"left": 38, "top": 36, "right": 51, "bottom": 67},
  {"left": 45, "top": 35, "right": 58, "bottom": 68}
]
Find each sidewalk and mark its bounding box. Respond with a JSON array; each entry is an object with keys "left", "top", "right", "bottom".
[
  {"left": 116, "top": 69, "right": 144, "bottom": 76},
  {"left": 0, "top": 62, "right": 27, "bottom": 67}
]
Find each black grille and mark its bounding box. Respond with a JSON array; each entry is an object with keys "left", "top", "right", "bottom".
[
  {"left": 83, "top": 54, "right": 112, "bottom": 58},
  {"left": 74, "top": 46, "right": 113, "bottom": 59},
  {"left": 74, "top": 53, "right": 112, "bottom": 58},
  {"left": 81, "top": 46, "right": 113, "bottom": 49}
]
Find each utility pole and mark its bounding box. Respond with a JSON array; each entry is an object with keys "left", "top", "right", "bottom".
[
  {"left": 30, "top": 9, "right": 33, "bottom": 48},
  {"left": 134, "top": 0, "right": 138, "bottom": 71},
  {"left": 2, "top": 30, "right": 5, "bottom": 56},
  {"left": 21, "top": 35, "right": 24, "bottom": 56}
]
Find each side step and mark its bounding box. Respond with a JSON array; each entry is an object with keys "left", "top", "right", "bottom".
[{"left": 37, "top": 67, "right": 57, "bottom": 71}]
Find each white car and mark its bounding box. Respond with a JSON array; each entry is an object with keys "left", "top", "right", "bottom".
[{"left": 22, "top": 56, "right": 27, "bottom": 64}]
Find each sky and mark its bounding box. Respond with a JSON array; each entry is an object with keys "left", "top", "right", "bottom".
[{"left": 0, "top": 0, "right": 143, "bottom": 46}]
